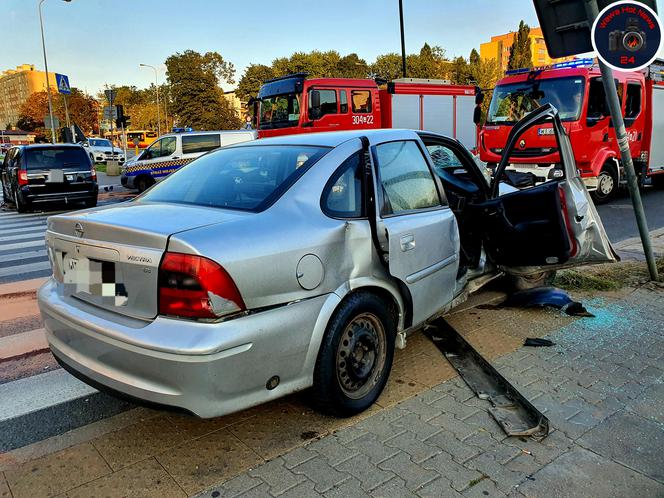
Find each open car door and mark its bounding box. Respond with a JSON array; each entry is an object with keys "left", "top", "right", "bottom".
[{"left": 476, "top": 104, "right": 618, "bottom": 274}]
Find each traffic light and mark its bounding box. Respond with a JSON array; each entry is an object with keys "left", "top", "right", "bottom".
[{"left": 114, "top": 105, "right": 130, "bottom": 128}]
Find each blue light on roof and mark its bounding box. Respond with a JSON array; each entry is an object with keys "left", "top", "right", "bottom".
[{"left": 505, "top": 58, "right": 595, "bottom": 76}]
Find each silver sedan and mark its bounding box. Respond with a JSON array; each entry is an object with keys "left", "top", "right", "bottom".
[{"left": 38, "top": 110, "right": 615, "bottom": 418}]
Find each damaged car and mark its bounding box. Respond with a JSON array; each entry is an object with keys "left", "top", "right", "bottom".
[{"left": 38, "top": 104, "right": 616, "bottom": 418}]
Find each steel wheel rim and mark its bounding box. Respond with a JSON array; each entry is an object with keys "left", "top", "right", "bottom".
[
  {"left": 336, "top": 312, "right": 387, "bottom": 400},
  {"left": 598, "top": 172, "right": 614, "bottom": 196}
]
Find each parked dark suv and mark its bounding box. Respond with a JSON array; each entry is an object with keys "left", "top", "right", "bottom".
[{"left": 0, "top": 144, "right": 98, "bottom": 212}]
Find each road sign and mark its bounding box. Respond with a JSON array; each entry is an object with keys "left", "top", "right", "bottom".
[
  {"left": 103, "top": 106, "right": 118, "bottom": 120},
  {"left": 44, "top": 115, "right": 60, "bottom": 128},
  {"left": 55, "top": 74, "right": 71, "bottom": 95},
  {"left": 104, "top": 89, "right": 116, "bottom": 104},
  {"left": 533, "top": 0, "right": 657, "bottom": 58}
]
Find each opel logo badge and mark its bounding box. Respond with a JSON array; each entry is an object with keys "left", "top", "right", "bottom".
[
  {"left": 74, "top": 222, "right": 84, "bottom": 238},
  {"left": 519, "top": 139, "right": 526, "bottom": 149}
]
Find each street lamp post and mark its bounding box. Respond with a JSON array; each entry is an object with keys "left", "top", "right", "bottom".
[
  {"left": 140, "top": 64, "right": 161, "bottom": 137},
  {"left": 38, "top": 0, "right": 70, "bottom": 144}
]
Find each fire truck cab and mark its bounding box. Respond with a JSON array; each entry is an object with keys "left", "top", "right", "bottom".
[
  {"left": 480, "top": 59, "right": 664, "bottom": 203},
  {"left": 256, "top": 74, "right": 478, "bottom": 149}
]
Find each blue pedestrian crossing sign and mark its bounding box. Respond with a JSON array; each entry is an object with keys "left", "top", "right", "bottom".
[{"left": 55, "top": 73, "right": 71, "bottom": 95}]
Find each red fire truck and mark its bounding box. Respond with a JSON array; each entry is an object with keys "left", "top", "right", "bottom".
[
  {"left": 255, "top": 74, "right": 478, "bottom": 149},
  {"left": 479, "top": 58, "right": 664, "bottom": 203}
]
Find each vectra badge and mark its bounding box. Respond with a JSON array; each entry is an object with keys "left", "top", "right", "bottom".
[{"left": 74, "top": 222, "right": 84, "bottom": 238}]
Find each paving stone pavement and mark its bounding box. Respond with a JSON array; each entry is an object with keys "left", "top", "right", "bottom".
[{"left": 199, "top": 286, "right": 664, "bottom": 498}]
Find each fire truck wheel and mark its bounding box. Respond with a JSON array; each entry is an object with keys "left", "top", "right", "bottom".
[
  {"left": 591, "top": 165, "right": 618, "bottom": 204},
  {"left": 508, "top": 271, "right": 556, "bottom": 291}
]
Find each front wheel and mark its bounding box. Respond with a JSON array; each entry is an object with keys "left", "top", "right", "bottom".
[
  {"left": 312, "top": 292, "right": 396, "bottom": 417},
  {"left": 136, "top": 176, "right": 154, "bottom": 193},
  {"left": 651, "top": 173, "right": 664, "bottom": 189},
  {"left": 591, "top": 165, "right": 618, "bottom": 204}
]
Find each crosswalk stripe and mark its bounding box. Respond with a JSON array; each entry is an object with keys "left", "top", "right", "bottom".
[
  {"left": 0, "top": 261, "right": 51, "bottom": 278},
  {"left": 0, "top": 232, "right": 46, "bottom": 243},
  {"left": 0, "top": 221, "right": 48, "bottom": 231},
  {"left": 0, "top": 250, "right": 47, "bottom": 264},
  {"left": 0, "top": 240, "right": 45, "bottom": 252},
  {"left": 0, "top": 225, "right": 46, "bottom": 234}
]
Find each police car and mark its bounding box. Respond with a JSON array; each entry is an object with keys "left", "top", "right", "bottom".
[{"left": 121, "top": 128, "right": 257, "bottom": 192}]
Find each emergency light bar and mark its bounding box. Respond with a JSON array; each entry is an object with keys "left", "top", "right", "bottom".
[
  {"left": 172, "top": 127, "right": 193, "bottom": 133},
  {"left": 505, "top": 58, "right": 595, "bottom": 76}
]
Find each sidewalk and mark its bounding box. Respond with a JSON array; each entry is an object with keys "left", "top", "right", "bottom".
[
  {"left": 199, "top": 286, "right": 664, "bottom": 498},
  {"left": 613, "top": 228, "right": 664, "bottom": 261},
  {"left": 1, "top": 285, "right": 662, "bottom": 497}
]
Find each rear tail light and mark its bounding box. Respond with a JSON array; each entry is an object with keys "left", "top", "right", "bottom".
[
  {"left": 91, "top": 167, "right": 97, "bottom": 182},
  {"left": 18, "top": 170, "right": 28, "bottom": 186},
  {"left": 158, "top": 252, "right": 245, "bottom": 319}
]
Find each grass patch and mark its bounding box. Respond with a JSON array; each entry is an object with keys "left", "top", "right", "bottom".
[
  {"left": 555, "top": 257, "right": 664, "bottom": 292},
  {"left": 467, "top": 475, "right": 488, "bottom": 488},
  {"left": 93, "top": 162, "right": 106, "bottom": 173}
]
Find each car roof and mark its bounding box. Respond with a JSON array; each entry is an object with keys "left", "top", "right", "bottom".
[
  {"left": 160, "top": 130, "right": 257, "bottom": 139},
  {"left": 15, "top": 143, "right": 84, "bottom": 149},
  {"left": 234, "top": 129, "right": 423, "bottom": 148}
]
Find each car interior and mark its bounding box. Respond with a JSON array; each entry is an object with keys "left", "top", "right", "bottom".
[{"left": 418, "top": 108, "right": 576, "bottom": 277}]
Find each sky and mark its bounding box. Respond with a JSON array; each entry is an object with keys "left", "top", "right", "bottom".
[{"left": 3, "top": 0, "right": 658, "bottom": 95}]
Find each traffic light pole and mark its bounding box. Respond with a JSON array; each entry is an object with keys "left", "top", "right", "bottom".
[{"left": 584, "top": 0, "right": 658, "bottom": 281}]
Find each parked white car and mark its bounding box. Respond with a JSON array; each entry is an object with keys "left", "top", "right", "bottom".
[{"left": 82, "top": 138, "right": 125, "bottom": 164}]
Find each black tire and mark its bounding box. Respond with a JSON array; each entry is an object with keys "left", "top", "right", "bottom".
[
  {"left": 590, "top": 164, "right": 618, "bottom": 204},
  {"left": 508, "top": 271, "right": 556, "bottom": 291},
  {"left": 84, "top": 197, "right": 98, "bottom": 208},
  {"left": 312, "top": 292, "right": 396, "bottom": 417},
  {"left": 136, "top": 175, "right": 154, "bottom": 193},
  {"left": 13, "top": 186, "right": 27, "bottom": 213}
]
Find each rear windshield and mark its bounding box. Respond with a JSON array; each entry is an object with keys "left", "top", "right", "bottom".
[
  {"left": 140, "top": 145, "right": 330, "bottom": 211},
  {"left": 25, "top": 147, "right": 90, "bottom": 170}
]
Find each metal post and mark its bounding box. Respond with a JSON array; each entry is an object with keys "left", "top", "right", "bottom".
[
  {"left": 140, "top": 64, "right": 161, "bottom": 137},
  {"left": 38, "top": 0, "right": 56, "bottom": 144},
  {"left": 62, "top": 94, "right": 75, "bottom": 142},
  {"left": 585, "top": 0, "right": 658, "bottom": 281},
  {"left": 120, "top": 121, "right": 127, "bottom": 161},
  {"left": 398, "top": 0, "right": 407, "bottom": 78}
]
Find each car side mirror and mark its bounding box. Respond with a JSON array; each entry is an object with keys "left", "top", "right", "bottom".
[
  {"left": 473, "top": 106, "right": 482, "bottom": 125},
  {"left": 143, "top": 150, "right": 152, "bottom": 160},
  {"left": 309, "top": 90, "right": 322, "bottom": 120}
]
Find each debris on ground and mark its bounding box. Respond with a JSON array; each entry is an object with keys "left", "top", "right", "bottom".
[
  {"left": 524, "top": 338, "right": 555, "bottom": 347},
  {"left": 425, "top": 319, "right": 550, "bottom": 439},
  {"left": 501, "top": 287, "right": 595, "bottom": 317}
]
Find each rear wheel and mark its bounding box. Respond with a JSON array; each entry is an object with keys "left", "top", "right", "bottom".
[
  {"left": 136, "top": 175, "right": 154, "bottom": 193},
  {"left": 84, "top": 197, "right": 98, "bottom": 208},
  {"left": 13, "top": 186, "right": 27, "bottom": 213},
  {"left": 312, "top": 292, "right": 396, "bottom": 417},
  {"left": 591, "top": 164, "right": 618, "bottom": 204}
]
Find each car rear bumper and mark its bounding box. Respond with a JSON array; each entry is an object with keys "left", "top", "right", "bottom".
[
  {"left": 38, "top": 278, "right": 332, "bottom": 418},
  {"left": 23, "top": 188, "right": 98, "bottom": 204}
]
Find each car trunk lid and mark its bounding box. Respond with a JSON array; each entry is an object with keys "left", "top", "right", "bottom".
[{"left": 46, "top": 202, "right": 248, "bottom": 320}]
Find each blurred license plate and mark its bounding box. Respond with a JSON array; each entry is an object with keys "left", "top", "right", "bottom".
[{"left": 48, "top": 169, "right": 64, "bottom": 183}]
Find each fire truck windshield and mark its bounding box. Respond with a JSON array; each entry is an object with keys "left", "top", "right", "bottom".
[
  {"left": 487, "top": 77, "right": 585, "bottom": 125},
  {"left": 259, "top": 93, "right": 301, "bottom": 129}
]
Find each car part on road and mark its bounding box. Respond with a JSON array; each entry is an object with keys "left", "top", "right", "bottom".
[
  {"left": 425, "top": 318, "right": 550, "bottom": 439},
  {"left": 524, "top": 338, "right": 556, "bottom": 347},
  {"left": 501, "top": 287, "right": 595, "bottom": 317},
  {"left": 507, "top": 271, "right": 557, "bottom": 291}
]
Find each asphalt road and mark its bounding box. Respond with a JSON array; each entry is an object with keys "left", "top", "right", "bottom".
[{"left": 596, "top": 186, "right": 664, "bottom": 242}]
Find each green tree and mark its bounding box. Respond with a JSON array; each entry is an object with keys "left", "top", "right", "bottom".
[
  {"left": 469, "top": 57, "right": 502, "bottom": 123},
  {"left": 370, "top": 53, "right": 403, "bottom": 81},
  {"left": 337, "top": 53, "right": 368, "bottom": 78},
  {"left": 450, "top": 56, "right": 471, "bottom": 84},
  {"left": 507, "top": 21, "right": 532, "bottom": 70},
  {"left": 165, "top": 50, "right": 241, "bottom": 130},
  {"left": 236, "top": 64, "right": 275, "bottom": 101}
]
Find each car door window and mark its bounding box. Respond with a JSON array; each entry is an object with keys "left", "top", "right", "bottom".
[
  {"left": 375, "top": 141, "right": 440, "bottom": 215},
  {"left": 309, "top": 89, "right": 337, "bottom": 119},
  {"left": 147, "top": 137, "right": 176, "bottom": 159},
  {"left": 624, "top": 83, "right": 642, "bottom": 125},
  {"left": 182, "top": 134, "right": 221, "bottom": 154},
  {"left": 351, "top": 90, "right": 372, "bottom": 113},
  {"left": 322, "top": 152, "right": 364, "bottom": 218}
]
